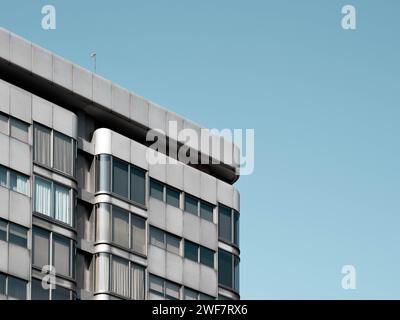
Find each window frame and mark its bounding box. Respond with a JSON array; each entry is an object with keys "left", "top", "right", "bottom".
[
  {"left": 0, "top": 165, "right": 30, "bottom": 196},
  {"left": 184, "top": 239, "right": 215, "bottom": 269},
  {"left": 148, "top": 274, "right": 181, "bottom": 300},
  {"left": 0, "top": 218, "right": 28, "bottom": 248},
  {"left": 149, "top": 226, "right": 181, "bottom": 255},
  {"left": 184, "top": 193, "right": 215, "bottom": 223},
  {"left": 218, "top": 249, "right": 240, "bottom": 293},
  {"left": 218, "top": 204, "right": 240, "bottom": 247}
]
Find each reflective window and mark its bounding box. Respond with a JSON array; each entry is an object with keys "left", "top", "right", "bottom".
[
  {"left": 234, "top": 210, "right": 240, "bottom": 246},
  {"left": 51, "top": 286, "right": 71, "bottom": 300},
  {"left": 200, "top": 201, "right": 214, "bottom": 222},
  {"left": 200, "top": 246, "right": 214, "bottom": 268},
  {"left": 149, "top": 274, "right": 181, "bottom": 300},
  {"left": 53, "top": 234, "right": 72, "bottom": 278},
  {"left": 218, "top": 205, "right": 232, "bottom": 243},
  {"left": 166, "top": 186, "right": 180, "bottom": 208},
  {"left": 150, "top": 179, "right": 164, "bottom": 201},
  {"left": 9, "top": 224, "right": 28, "bottom": 247},
  {"left": 96, "top": 154, "right": 111, "bottom": 192},
  {"left": 112, "top": 158, "right": 129, "bottom": 198},
  {"left": 184, "top": 287, "right": 215, "bottom": 300},
  {"left": 31, "top": 278, "right": 49, "bottom": 300},
  {"left": 184, "top": 240, "right": 199, "bottom": 262},
  {"left": 0, "top": 273, "right": 6, "bottom": 295},
  {"left": 131, "top": 166, "right": 146, "bottom": 205},
  {"left": 184, "top": 194, "right": 198, "bottom": 215},
  {"left": 149, "top": 226, "right": 181, "bottom": 255},
  {"left": 7, "top": 276, "right": 27, "bottom": 300},
  {"left": 10, "top": 118, "right": 29, "bottom": 143},
  {"left": 32, "top": 227, "right": 50, "bottom": 268},
  {"left": 0, "top": 165, "right": 29, "bottom": 196},
  {"left": 0, "top": 113, "right": 8, "bottom": 135},
  {"left": 0, "top": 166, "right": 7, "bottom": 187},
  {"left": 112, "top": 206, "right": 129, "bottom": 248},
  {"left": 166, "top": 234, "right": 180, "bottom": 255},
  {"left": 0, "top": 219, "right": 7, "bottom": 241},
  {"left": 165, "top": 281, "right": 180, "bottom": 300},
  {"left": 218, "top": 249, "right": 239, "bottom": 292},
  {"left": 131, "top": 215, "right": 146, "bottom": 255}
]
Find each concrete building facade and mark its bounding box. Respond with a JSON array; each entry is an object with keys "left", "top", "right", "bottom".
[{"left": 0, "top": 27, "right": 240, "bottom": 300}]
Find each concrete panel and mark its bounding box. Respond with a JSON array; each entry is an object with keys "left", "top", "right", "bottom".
[
  {"left": 148, "top": 198, "right": 165, "bottom": 230},
  {"left": 10, "top": 34, "right": 31, "bottom": 71},
  {"left": 200, "top": 173, "right": 217, "bottom": 204},
  {"left": 0, "top": 28, "right": 10, "bottom": 61},
  {"left": 166, "top": 252, "right": 183, "bottom": 284},
  {"left": 0, "top": 134, "right": 9, "bottom": 167},
  {"left": 166, "top": 162, "right": 183, "bottom": 190},
  {"left": 10, "top": 87, "right": 31, "bottom": 123},
  {"left": 200, "top": 220, "right": 217, "bottom": 251},
  {"left": 0, "top": 187, "right": 9, "bottom": 220},
  {"left": 183, "top": 259, "right": 200, "bottom": 291},
  {"left": 217, "top": 180, "right": 234, "bottom": 208},
  {"left": 166, "top": 111, "right": 183, "bottom": 141},
  {"left": 183, "top": 166, "right": 201, "bottom": 197},
  {"left": 10, "top": 138, "right": 30, "bottom": 175},
  {"left": 199, "top": 265, "right": 217, "bottom": 296},
  {"left": 53, "top": 56, "right": 73, "bottom": 90},
  {"left": 165, "top": 205, "right": 183, "bottom": 237},
  {"left": 0, "top": 80, "right": 10, "bottom": 114},
  {"left": 111, "top": 131, "right": 130, "bottom": 162},
  {"left": 32, "top": 45, "right": 53, "bottom": 81},
  {"left": 93, "top": 129, "right": 112, "bottom": 155},
  {"left": 182, "top": 119, "right": 202, "bottom": 150},
  {"left": 9, "top": 191, "right": 31, "bottom": 227},
  {"left": 8, "top": 244, "right": 30, "bottom": 280},
  {"left": 112, "top": 85, "right": 130, "bottom": 118},
  {"left": 149, "top": 153, "right": 167, "bottom": 183},
  {"left": 53, "top": 104, "right": 74, "bottom": 137},
  {"left": 0, "top": 241, "right": 8, "bottom": 273},
  {"left": 131, "top": 140, "right": 148, "bottom": 170},
  {"left": 183, "top": 213, "right": 200, "bottom": 244},
  {"left": 148, "top": 246, "right": 166, "bottom": 278},
  {"left": 93, "top": 74, "right": 112, "bottom": 108},
  {"left": 73, "top": 65, "right": 93, "bottom": 99},
  {"left": 149, "top": 103, "right": 166, "bottom": 133},
  {"left": 233, "top": 188, "right": 240, "bottom": 212},
  {"left": 130, "top": 94, "right": 149, "bottom": 126},
  {"left": 32, "top": 96, "right": 52, "bottom": 128}
]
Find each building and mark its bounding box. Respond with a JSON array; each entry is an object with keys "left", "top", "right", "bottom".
[{"left": 0, "top": 27, "right": 240, "bottom": 300}]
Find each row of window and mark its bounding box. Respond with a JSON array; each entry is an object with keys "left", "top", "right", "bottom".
[
  {"left": 33, "top": 124, "right": 76, "bottom": 177},
  {"left": 31, "top": 279, "right": 74, "bottom": 300},
  {"left": 218, "top": 249, "right": 239, "bottom": 292},
  {"left": 34, "top": 176, "right": 74, "bottom": 227},
  {"left": 96, "top": 154, "right": 146, "bottom": 206},
  {"left": 148, "top": 274, "right": 214, "bottom": 300},
  {"left": 218, "top": 205, "right": 239, "bottom": 247},
  {"left": 32, "top": 226, "right": 75, "bottom": 279},
  {"left": 0, "top": 273, "right": 27, "bottom": 300},
  {"left": 96, "top": 203, "right": 146, "bottom": 255},
  {"left": 0, "top": 165, "right": 29, "bottom": 196},
  {"left": 0, "top": 112, "right": 29, "bottom": 143},
  {"left": 0, "top": 218, "right": 28, "bottom": 248},
  {"left": 95, "top": 253, "right": 145, "bottom": 299}
]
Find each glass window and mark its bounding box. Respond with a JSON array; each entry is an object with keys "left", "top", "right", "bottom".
[
  {"left": 10, "top": 171, "right": 28, "bottom": 195},
  {"left": 0, "top": 220, "right": 7, "bottom": 241},
  {"left": 32, "top": 227, "right": 50, "bottom": 268},
  {"left": 234, "top": 211, "right": 240, "bottom": 246},
  {"left": 234, "top": 256, "right": 240, "bottom": 292},
  {"left": 31, "top": 278, "right": 49, "bottom": 300},
  {"left": 9, "top": 223, "right": 27, "bottom": 248},
  {"left": 200, "top": 247, "right": 214, "bottom": 268},
  {"left": 200, "top": 293, "right": 215, "bottom": 300},
  {"left": 0, "top": 113, "right": 8, "bottom": 135},
  {"left": 95, "top": 253, "right": 110, "bottom": 292},
  {"left": 130, "top": 166, "right": 146, "bottom": 205},
  {"left": 218, "top": 250, "right": 232, "bottom": 289},
  {"left": 7, "top": 276, "right": 27, "bottom": 299},
  {"left": 0, "top": 273, "right": 6, "bottom": 295},
  {"left": 111, "top": 256, "right": 129, "bottom": 298},
  {"left": 149, "top": 226, "right": 164, "bottom": 248},
  {"left": 166, "top": 187, "right": 180, "bottom": 208},
  {"left": 10, "top": 118, "right": 29, "bottom": 143},
  {"left": 53, "top": 234, "right": 71, "bottom": 277},
  {"left": 149, "top": 275, "right": 164, "bottom": 299},
  {"left": 0, "top": 166, "right": 7, "bottom": 188},
  {"left": 33, "top": 124, "right": 51, "bottom": 167},
  {"left": 184, "top": 288, "right": 198, "bottom": 300},
  {"left": 112, "top": 158, "right": 129, "bottom": 198},
  {"left": 97, "top": 154, "right": 111, "bottom": 192},
  {"left": 131, "top": 215, "right": 146, "bottom": 255},
  {"left": 112, "top": 207, "right": 129, "bottom": 248},
  {"left": 185, "top": 195, "right": 198, "bottom": 215},
  {"left": 184, "top": 241, "right": 198, "bottom": 262},
  {"left": 165, "top": 281, "right": 180, "bottom": 300},
  {"left": 54, "top": 132, "right": 73, "bottom": 176},
  {"left": 54, "top": 183, "right": 71, "bottom": 225},
  {"left": 34, "top": 177, "right": 52, "bottom": 217},
  {"left": 218, "top": 205, "right": 232, "bottom": 243},
  {"left": 150, "top": 179, "right": 163, "bottom": 201},
  {"left": 52, "top": 286, "right": 71, "bottom": 300},
  {"left": 200, "top": 201, "right": 214, "bottom": 222},
  {"left": 166, "top": 234, "right": 180, "bottom": 255},
  {"left": 131, "top": 264, "right": 145, "bottom": 300}
]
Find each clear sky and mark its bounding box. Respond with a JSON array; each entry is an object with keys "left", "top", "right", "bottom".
[{"left": 1, "top": 0, "right": 400, "bottom": 299}]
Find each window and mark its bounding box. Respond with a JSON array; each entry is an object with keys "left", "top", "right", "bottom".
[
  {"left": 132, "top": 215, "right": 146, "bottom": 255},
  {"left": 112, "top": 206, "right": 129, "bottom": 248},
  {"left": 33, "top": 123, "right": 75, "bottom": 176},
  {"left": 7, "top": 276, "right": 27, "bottom": 299},
  {"left": 96, "top": 154, "right": 111, "bottom": 192},
  {"left": 184, "top": 194, "right": 198, "bottom": 215},
  {"left": 218, "top": 205, "right": 239, "bottom": 247},
  {"left": 0, "top": 220, "right": 7, "bottom": 241},
  {"left": 95, "top": 253, "right": 145, "bottom": 300},
  {"left": 112, "top": 158, "right": 129, "bottom": 198},
  {"left": 0, "top": 273, "right": 6, "bottom": 295},
  {"left": 184, "top": 194, "right": 215, "bottom": 222},
  {"left": 0, "top": 113, "right": 8, "bottom": 134},
  {"left": 200, "top": 201, "right": 214, "bottom": 222},
  {"left": 53, "top": 234, "right": 72, "bottom": 277},
  {"left": 31, "top": 278, "right": 49, "bottom": 300},
  {"left": 184, "top": 240, "right": 215, "bottom": 268},
  {"left": 149, "top": 274, "right": 181, "bottom": 300},
  {"left": 131, "top": 167, "right": 146, "bottom": 206},
  {"left": 32, "top": 227, "right": 50, "bottom": 268},
  {"left": 0, "top": 165, "right": 29, "bottom": 196},
  {"left": 184, "top": 287, "right": 215, "bottom": 300},
  {"left": 0, "top": 219, "right": 28, "bottom": 248},
  {"left": 149, "top": 226, "right": 181, "bottom": 255},
  {"left": 34, "top": 176, "right": 73, "bottom": 226},
  {"left": 51, "top": 286, "right": 71, "bottom": 300},
  {"left": 184, "top": 241, "right": 199, "bottom": 262},
  {"left": 218, "top": 249, "right": 239, "bottom": 292},
  {"left": 234, "top": 210, "right": 240, "bottom": 246},
  {"left": 200, "top": 247, "right": 215, "bottom": 268},
  {"left": 150, "top": 179, "right": 163, "bottom": 201},
  {"left": 10, "top": 118, "right": 29, "bottom": 143},
  {"left": 166, "top": 186, "right": 180, "bottom": 208}
]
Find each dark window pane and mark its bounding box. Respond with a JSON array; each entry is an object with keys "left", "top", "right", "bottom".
[
  {"left": 199, "top": 293, "right": 215, "bottom": 300},
  {"left": 53, "top": 132, "right": 73, "bottom": 175},
  {"left": 33, "top": 124, "right": 51, "bottom": 167},
  {"left": 149, "top": 274, "right": 164, "bottom": 296},
  {"left": 149, "top": 226, "right": 165, "bottom": 248},
  {"left": 218, "top": 250, "right": 232, "bottom": 288},
  {"left": 112, "top": 206, "right": 129, "bottom": 248},
  {"left": 10, "top": 171, "right": 28, "bottom": 195},
  {"left": 200, "top": 201, "right": 214, "bottom": 222},
  {"left": 184, "top": 195, "right": 198, "bottom": 215},
  {"left": 9, "top": 223, "right": 27, "bottom": 247},
  {"left": 150, "top": 179, "right": 164, "bottom": 201},
  {"left": 166, "top": 187, "right": 180, "bottom": 208},
  {"left": 0, "top": 166, "right": 7, "bottom": 188},
  {"left": 0, "top": 273, "right": 5, "bottom": 295},
  {"left": 184, "top": 241, "right": 198, "bottom": 262},
  {"left": 97, "top": 154, "right": 111, "bottom": 192},
  {"left": 112, "top": 158, "right": 129, "bottom": 198},
  {"left": 200, "top": 247, "right": 214, "bottom": 268},
  {"left": 8, "top": 276, "right": 27, "bottom": 299},
  {"left": 166, "top": 234, "right": 180, "bottom": 255},
  {"left": 234, "top": 256, "right": 240, "bottom": 292},
  {"left": 31, "top": 279, "right": 49, "bottom": 300},
  {"left": 10, "top": 118, "right": 29, "bottom": 142},
  {"left": 0, "top": 113, "right": 8, "bottom": 135},
  {"left": 0, "top": 220, "right": 7, "bottom": 241},
  {"left": 32, "top": 227, "right": 50, "bottom": 268},
  {"left": 53, "top": 234, "right": 71, "bottom": 277},
  {"left": 131, "top": 215, "right": 146, "bottom": 255},
  {"left": 184, "top": 287, "right": 198, "bottom": 300},
  {"left": 52, "top": 286, "right": 71, "bottom": 300},
  {"left": 234, "top": 211, "right": 240, "bottom": 246},
  {"left": 165, "top": 281, "right": 180, "bottom": 300},
  {"left": 130, "top": 166, "right": 146, "bottom": 205},
  {"left": 218, "top": 205, "right": 232, "bottom": 243}
]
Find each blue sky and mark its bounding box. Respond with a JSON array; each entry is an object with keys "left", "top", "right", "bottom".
[{"left": 1, "top": 0, "right": 400, "bottom": 299}]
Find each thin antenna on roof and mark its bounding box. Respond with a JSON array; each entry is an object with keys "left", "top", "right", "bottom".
[{"left": 90, "top": 52, "right": 97, "bottom": 73}]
